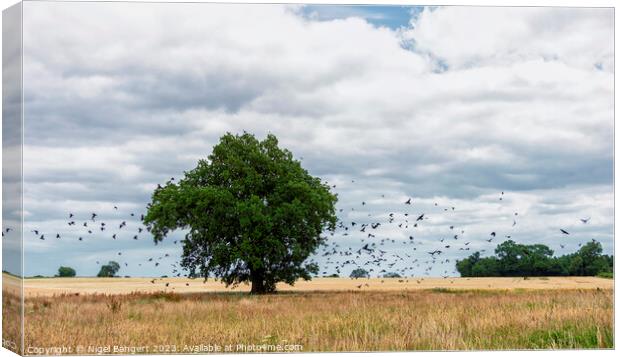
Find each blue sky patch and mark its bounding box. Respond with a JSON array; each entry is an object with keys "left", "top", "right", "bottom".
[{"left": 300, "top": 4, "right": 423, "bottom": 30}]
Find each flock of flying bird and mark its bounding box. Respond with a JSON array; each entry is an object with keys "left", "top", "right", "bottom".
[
  {"left": 307, "top": 185, "right": 593, "bottom": 284},
  {"left": 1, "top": 178, "right": 596, "bottom": 289}
]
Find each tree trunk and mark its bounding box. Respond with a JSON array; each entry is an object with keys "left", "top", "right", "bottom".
[{"left": 250, "top": 269, "right": 267, "bottom": 294}]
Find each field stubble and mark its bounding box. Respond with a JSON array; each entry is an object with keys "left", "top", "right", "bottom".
[{"left": 20, "top": 287, "right": 613, "bottom": 352}]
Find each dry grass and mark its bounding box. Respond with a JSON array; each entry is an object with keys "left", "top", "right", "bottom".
[
  {"left": 4, "top": 274, "right": 613, "bottom": 352},
  {"left": 2, "top": 288, "right": 22, "bottom": 354},
  {"left": 22, "top": 276, "right": 613, "bottom": 297},
  {"left": 20, "top": 288, "right": 613, "bottom": 352}
]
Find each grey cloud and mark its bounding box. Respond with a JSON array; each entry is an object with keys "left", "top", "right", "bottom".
[{"left": 11, "top": 3, "right": 613, "bottom": 277}]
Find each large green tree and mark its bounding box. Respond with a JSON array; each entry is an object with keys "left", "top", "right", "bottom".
[{"left": 144, "top": 133, "right": 338, "bottom": 294}]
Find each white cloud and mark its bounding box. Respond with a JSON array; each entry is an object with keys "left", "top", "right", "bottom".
[
  {"left": 14, "top": 3, "right": 614, "bottom": 277},
  {"left": 403, "top": 6, "right": 614, "bottom": 72}
]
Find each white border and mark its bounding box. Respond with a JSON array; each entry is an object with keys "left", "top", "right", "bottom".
[{"left": 0, "top": 1, "right": 617, "bottom": 357}]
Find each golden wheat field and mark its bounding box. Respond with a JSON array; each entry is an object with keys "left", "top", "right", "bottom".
[
  {"left": 2, "top": 274, "right": 615, "bottom": 352},
  {"left": 20, "top": 275, "right": 614, "bottom": 296}
]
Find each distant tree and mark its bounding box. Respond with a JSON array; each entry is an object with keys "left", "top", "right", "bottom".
[
  {"left": 494, "top": 240, "right": 553, "bottom": 276},
  {"left": 471, "top": 257, "right": 500, "bottom": 277},
  {"left": 557, "top": 240, "right": 611, "bottom": 276},
  {"left": 97, "top": 261, "right": 120, "bottom": 277},
  {"left": 56, "top": 266, "right": 76, "bottom": 277},
  {"left": 565, "top": 256, "right": 583, "bottom": 275},
  {"left": 382, "top": 272, "right": 401, "bottom": 278},
  {"left": 456, "top": 240, "right": 612, "bottom": 277},
  {"left": 456, "top": 251, "right": 480, "bottom": 277},
  {"left": 144, "top": 132, "right": 338, "bottom": 294},
  {"left": 350, "top": 268, "right": 369, "bottom": 279},
  {"left": 325, "top": 273, "right": 339, "bottom": 278},
  {"left": 549, "top": 254, "right": 572, "bottom": 276},
  {"left": 575, "top": 240, "right": 611, "bottom": 276}
]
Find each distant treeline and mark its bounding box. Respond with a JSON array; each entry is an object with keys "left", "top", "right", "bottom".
[{"left": 456, "top": 240, "right": 613, "bottom": 277}]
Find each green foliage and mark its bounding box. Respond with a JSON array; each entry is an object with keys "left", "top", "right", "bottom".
[
  {"left": 494, "top": 240, "right": 554, "bottom": 276},
  {"left": 382, "top": 272, "right": 401, "bottom": 278},
  {"left": 430, "top": 287, "right": 459, "bottom": 294},
  {"left": 56, "top": 266, "right": 76, "bottom": 277},
  {"left": 97, "top": 261, "right": 120, "bottom": 277},
  {"left": 144, "top": 132, "right": 338, "bottom": 294},
  {"left": 597, "top": 271, "right": 613, "bottom": 279},
  {"left": 471, "top": 257, "right": 501, "bottom": 277},
  {"left": 526, "top": 324, "right": 613, "bottom": 349},
  {"left": 455, "top": 251, "right": 480, "bottom": 277},
  {"left": 456, "top": 240, "right": 612, "bottom": 277},
  {"left": 350, "top": 268, "right": 370, "bottom": 279}
]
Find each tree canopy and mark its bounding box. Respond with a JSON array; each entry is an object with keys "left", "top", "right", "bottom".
[
  {"left": 456, "top": 240, "right": 612, "bottom": 277},
  {"left": 350, "top": 268, "right": 370, "bottom": 279},
  {"left": 57, "top": 266, "right": 76, "bottom": 277},
  {"left": 382, "top": 272, "right": 402, "bottom": 278},
  {"left": 144, "top": 132, "right": 338, "bottom": 293},
  {"left": 97, "top": 261, "right": 120, "bottom": 278}
]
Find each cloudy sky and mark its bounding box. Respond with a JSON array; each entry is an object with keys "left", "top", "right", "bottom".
[{"left": 8, "top": 2, "right": 614, "bottom": 277}]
